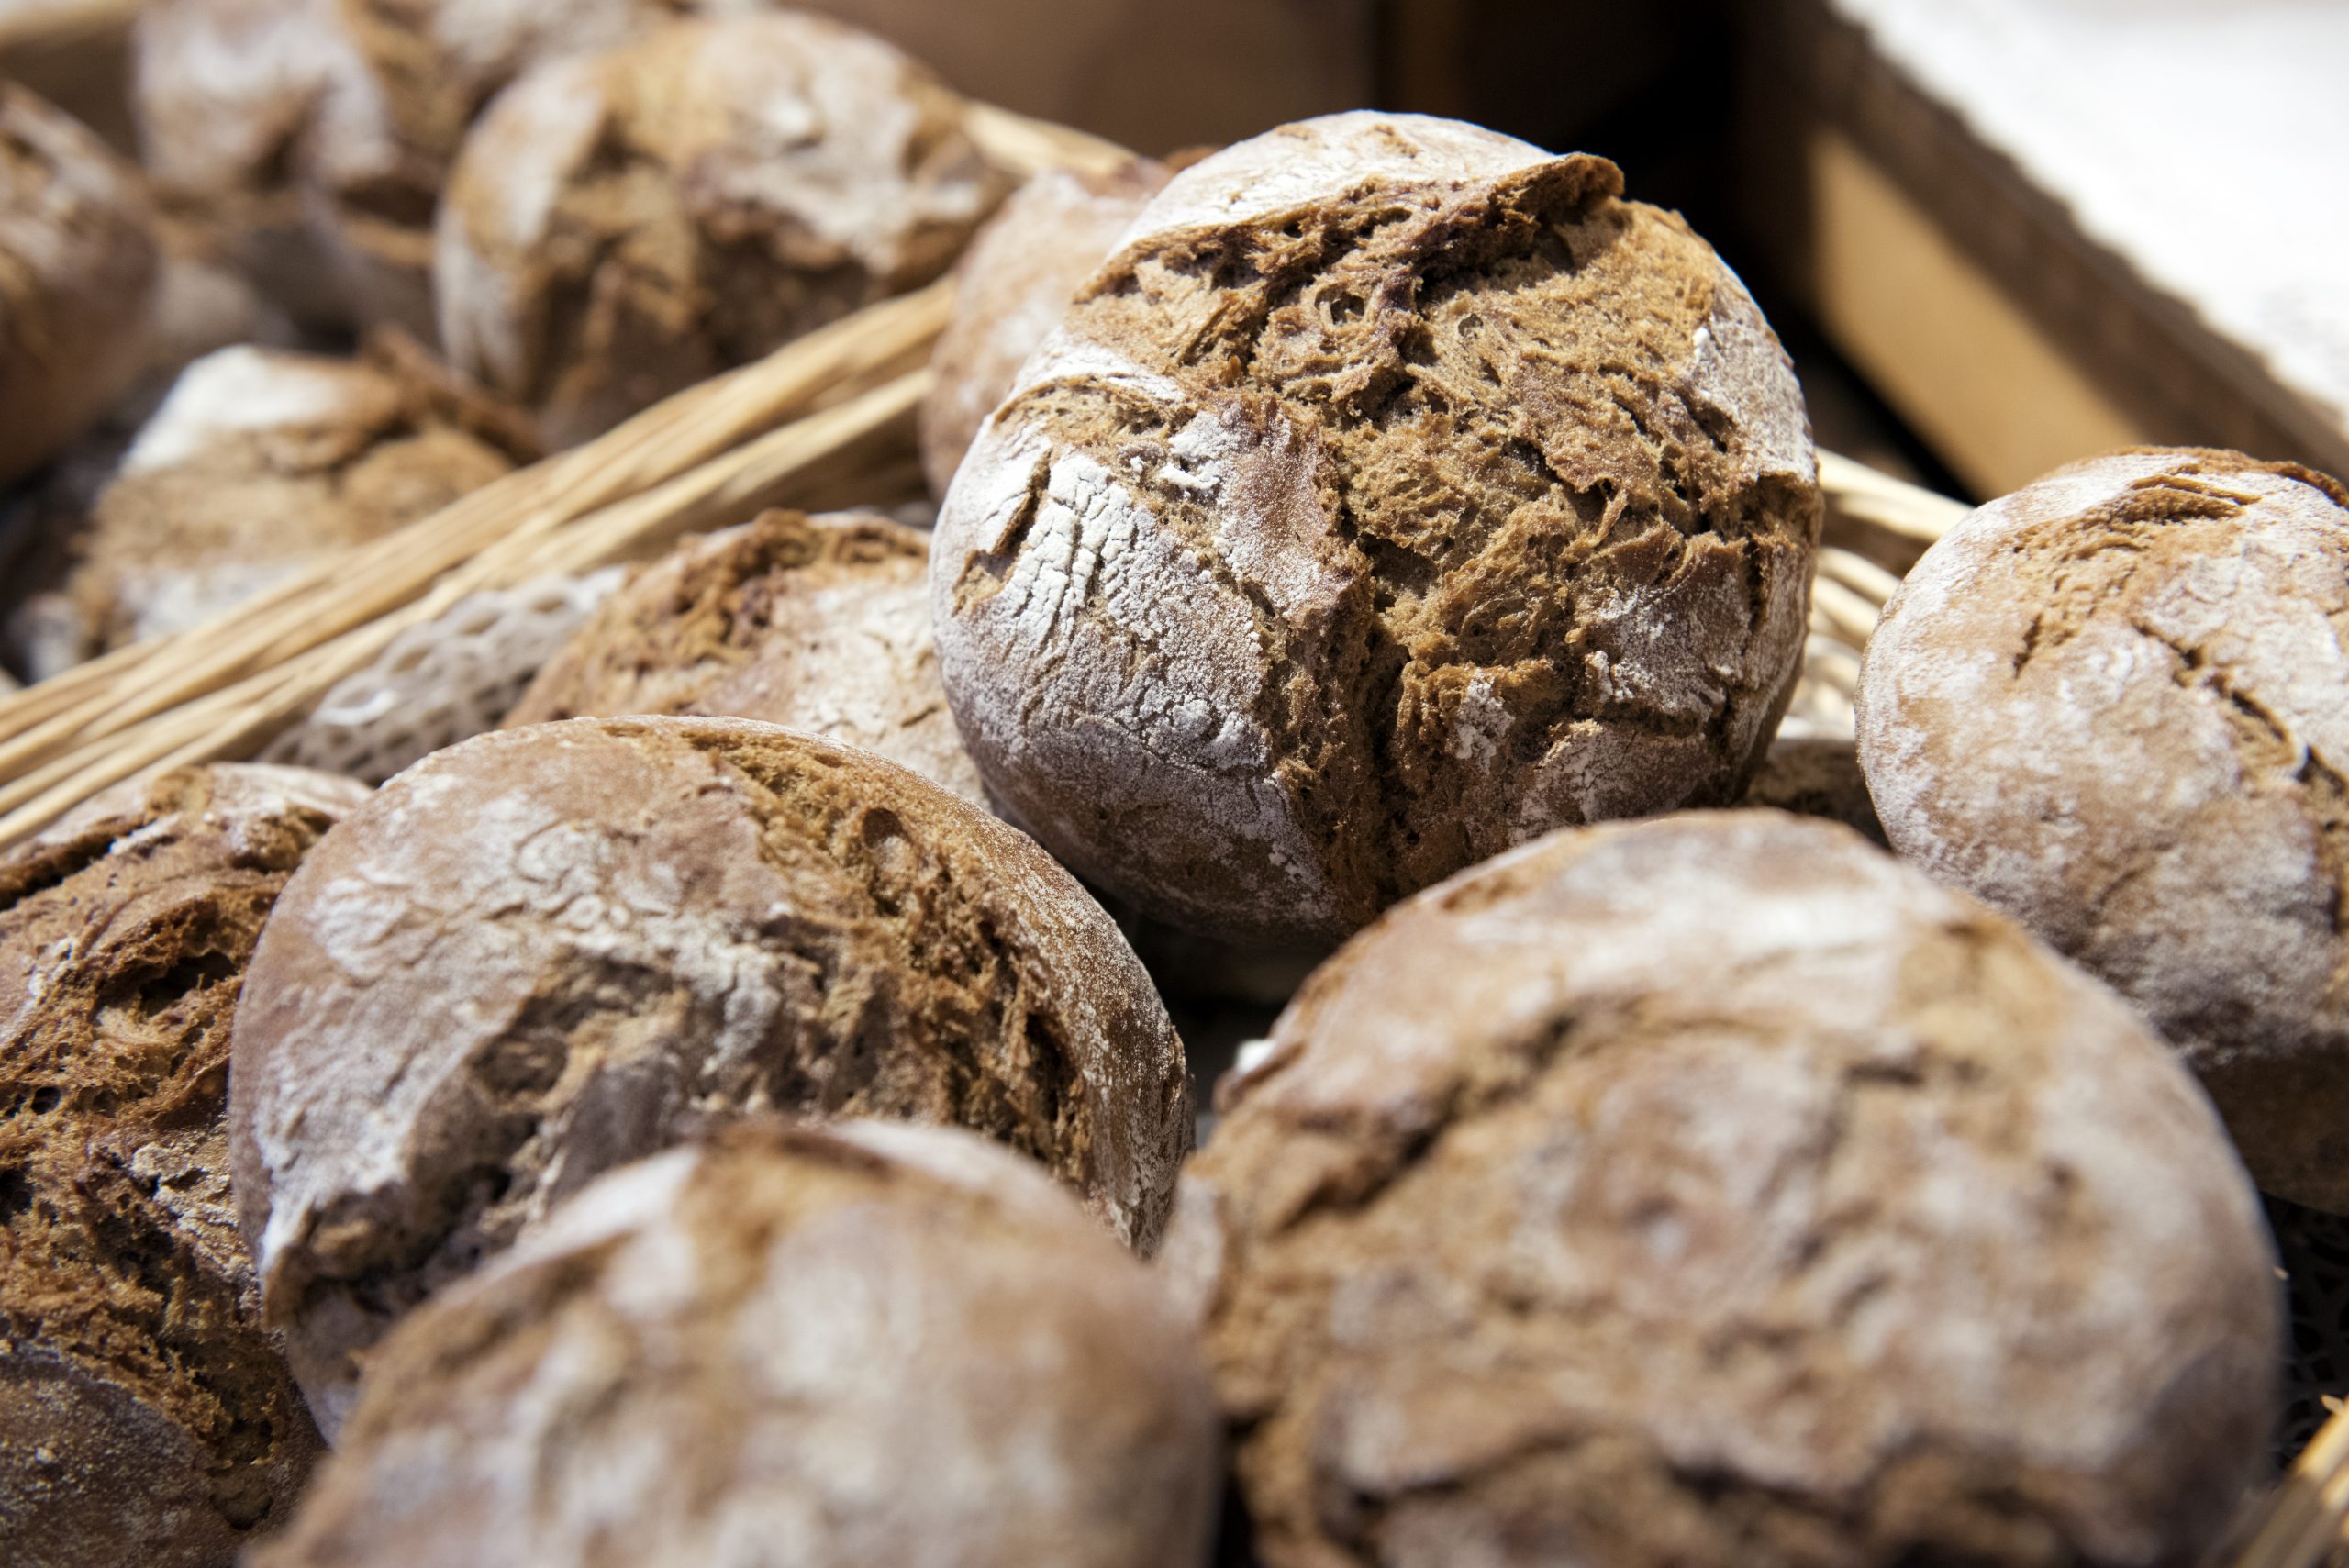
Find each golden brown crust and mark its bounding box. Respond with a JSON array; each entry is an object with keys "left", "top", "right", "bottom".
[
  {"left": 230, "top": 716, "right": 1190, "bottom": 1434},
  {"left": 0, "top": 83, "right": 161, "bottom": 488},
  {"left": 1167, "top": 811, "right": 2279, "bottom": 1568},
  {"left": 1859, "top": 446, "right": 2349, "bottom": 1209},
  {"left": 0, "top": 763, "right": 372, "bottom": 1568},
  {"left": 505, "top": 509, "right": 985, "bottom": 806},
  {"left": 931, "top": 113, "right": 1820, "bottom": 945},
  {"left": 251, "top": 1122, "right": 1221, "bottom": 1568},
  {"left": 919, "top": 160, "right": 1171, "bottom": 497},
  {"left": 436, "top": 11, "right": 1013, "bottom": 445}
]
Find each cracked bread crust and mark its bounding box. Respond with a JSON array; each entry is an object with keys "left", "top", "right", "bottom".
[
  {"left": 919, "top": 160, "right": 1171, "bottom": 497},
  {"left": 0, "top": 83, "right": 160, "bottom": 489},
  {"left": 1857, "top": 449, "right": 2349, "bottom": 1211},
  {"left": 252, "top": 1122, "right": 1223, "bottom": 1568},
  {"left": 1163, "top": 811, "right": 2278, "bottom": 1568},
  {"left": 0, "top": 762, "right": 372, "bottom": 1568},
  {"left": 1, "top": 339, "right": 529, "bottom": 680},
  {"left": 229, "top": 716, "right": 1190, "bottom": 1436},
  {"left": 931, "top": 112, "right": 1820, "bottom": 946},
  {"left": 503, "top": 509, "right": 985, "bottom": 806},
  {"left": 436, "top": 11, "right": 1012, "bottom": 447}
]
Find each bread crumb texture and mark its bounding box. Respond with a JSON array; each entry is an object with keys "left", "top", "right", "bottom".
[
  {"left": 919, "top": 159, "right": 1172, "bottom": 496},
  {"left": 1164, "top": 811, "right": 2278, "bottom": 1568},
  {"left": 506, "top": 508, "right": 986, "bottom": 806},
  {"left": 1858, "top": 448, "right": 2349, "bottom": 1211},
  {"left": 932, "top": 112, "right": 1820, "bottom": 945},
  {"left": 436, "top": 10, "right": 1010, "bottom": 444},
  {"left": 252, "top": 1122, "right": 1221, "bottom": 1568},
  {"left": 230, "top": 716, "right": 1189, "bottom": 1436},
  {"left": 0, "top": 763, "right": 371, "bottom": 1568}
]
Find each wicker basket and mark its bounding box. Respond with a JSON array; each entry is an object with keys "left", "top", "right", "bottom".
[{"left": 0, "top": 44, "right": 2335, "bottom": 1562}]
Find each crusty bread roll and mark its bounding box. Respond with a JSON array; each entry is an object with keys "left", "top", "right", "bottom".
[
  {"left": 505, "top": 508, "right": 985, "bottom": 806},
  {"left": 437, "top": 11, "right": 1012, "bottom": 446},
  {"left": 930, "top": 112, "right": 1820, "bottom": 946},
  {"left": 1164, "top": 810, "right": 2278, "bottom": 1568},
  {"left": 0, "top": 83, "right": 160, "bottom": 488},
  {"left": 919, "top": 159, "right": 1171, "bottom": 497},
  {"left": 250, "top": 1122, "right": 1222, "bottom": 1568},
  {"left": 1, "top": 339, "right": 533, "bottom": 680},
  {"left": 0, "top": 763, "right": 373, "bottom": 1568},
  {"left": 1859, "top": 447, "right": 2349, "bottom": 1210},
  {"left": 230, "top": 716, "right": 1191, "bottom": 1434},
  {"left": 133, "top": 0, "right": 800, "bottom": 336}
]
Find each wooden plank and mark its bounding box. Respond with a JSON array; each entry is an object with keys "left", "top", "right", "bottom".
[{"left": 1804, "top": 124, "right": 2152, "bottom": 497}]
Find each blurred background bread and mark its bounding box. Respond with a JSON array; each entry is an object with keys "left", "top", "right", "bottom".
[{"left": 0, "top": 80, "right": 157, "bottom": 488}]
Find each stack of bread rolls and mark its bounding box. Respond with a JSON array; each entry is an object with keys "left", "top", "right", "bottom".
[{"left": 1, "top": 10, "right": 2334, "bottom": 1568}]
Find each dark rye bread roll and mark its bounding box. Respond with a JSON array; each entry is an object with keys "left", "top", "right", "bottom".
[
  {"left": 230, "top": 716, "right": 1190, "bottom": 1434},
  {"left": 1163, "top": 812, "right": 2279, "bottom": 1568},
  {"left": 436, "top": 11, "right": 1012, "bottom": 445},
  {"left": 0, "top": 763, "right": 373, "bottom": 1568},
  {"left": 0, "top": 83, "right": 160, "bottom": 488},
  {"left": 253, "top": 1121, "right": 1222, "bottom": 1568},
  {"left": 931, "top": 112, "right": 1821, "bottom": 946},
  {"left": 505, "top": 509, "right": 985, "bottom": 806},
  {"left": 1859, "top": 448, "right": 2349, "bottom": 1211},
  {"left": 919, "top": 159, "right": 1172, "bottom": 497}
]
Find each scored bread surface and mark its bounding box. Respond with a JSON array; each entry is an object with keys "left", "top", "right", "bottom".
[
  {"left": 932, "top": 111, "right": 1820, "bottom": 945},
  {"left": 230, "top": 716, "right": 1191, "bottom": 1435}
]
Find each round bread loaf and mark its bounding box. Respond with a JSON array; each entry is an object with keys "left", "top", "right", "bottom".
[
  {"left": 0, "top": 83, "right": 160, "bottom": 488},
  {"left": 250, "top": 1121, "right": 1221, "bottom": 1568},
  {"left": 437, "top": 11, "right": 1011, "bottom": 446},
  {"left": 930, "top": 112, "right": 1821, "bottom": 945},
  {"left": 230, "top": 715, "right": 1190, "bottom": 1434},
  {"left": 1858, "top": 447, "right": 2349, "bottom": 1210},
  {"left": 1, "top": 339, "right": 532, "bottom": 681},
  {"left": 1164, "top": 811, "right": 2278, "bottom": 1568},
  {"left": 1742, "top": 733, "right": 1885, "bottom": 844},
  {"left": 919, "top": 159, "right": 1172, "bottom": 497},
  {"left": 505, "top": 508, "right": 985, "bottom": 806},
  {"left": 1, "top": 762, "right": 373, "bottom": 1568},
  {"left": 133, "top": 0, "right": 793, "bottom": 337}
]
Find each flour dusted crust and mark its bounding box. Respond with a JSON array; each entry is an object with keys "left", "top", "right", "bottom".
[
  {"left": 251, "top": 1123, "right": 1218, "bottom": 1567},
  {"left": 0, "top": 83, "right": 160, "bottom": 488},
  {"left": 931, "top": 112, "right": 1820, "bottom": 945},
  {"left": 133, "top": 0, "right": 791, "bottom": 336},
  {"left": 1164, "top": 811, "right": 2277, "bottom": 1568},
  {"left": 230, "top": 716, "right": 1190, "bottom": 1434},
  {"left": 0, "top": 763, "right": 373, "bottom": 1568},
  {"left": 919, "top": 160, "right": 1171, "bottom": 497},
  {"left": 436, "top": 11, "right": 1011, "bottom": 446},
  {"left": 505, "top": 509, "right": 985, "bottom": 806},
  {"left": 1859, "top": 448, "right": 2349, "bottom": 1210},
  {"left": 1, "top": 340, "right": 530, "bottom": 680}
]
